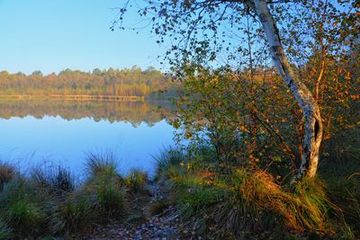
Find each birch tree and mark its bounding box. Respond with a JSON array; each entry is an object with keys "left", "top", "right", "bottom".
[
  {"left": 251, "top": 1, "right": 323, "bottom": 180},
  {"left": 115, "top": 0, "right": 358, "bottom": 180}
]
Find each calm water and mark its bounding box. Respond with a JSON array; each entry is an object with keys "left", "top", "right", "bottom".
[{"left": 0, "top": 99, "right": 176, "bottom": 177}]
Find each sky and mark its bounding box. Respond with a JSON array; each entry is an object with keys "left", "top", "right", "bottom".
[{"left": 0, "top": 0, "right": 163, "bottom": 74}]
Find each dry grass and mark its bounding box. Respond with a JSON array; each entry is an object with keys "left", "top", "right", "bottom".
[
  {"left": 162, "top": 159, "right": 334, "bottom": 238},
  {"left": 240, "top": 170, "right": 329, "bottom": 234}
]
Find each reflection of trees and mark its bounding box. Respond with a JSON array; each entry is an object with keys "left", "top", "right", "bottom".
[{"left": 0, "top": 100, "right": 175, "bottom": 126}]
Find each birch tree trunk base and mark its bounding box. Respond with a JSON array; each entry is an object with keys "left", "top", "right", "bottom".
[{"left": 297, "top": 107, "right": 323, "bottom": 180}]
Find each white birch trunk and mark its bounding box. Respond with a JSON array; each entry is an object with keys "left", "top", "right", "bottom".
[{"left": 252, "top": 0, "right": 323, "bottom": 180}]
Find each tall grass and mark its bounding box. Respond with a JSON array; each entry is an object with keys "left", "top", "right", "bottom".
[
  {"left": 154, "top": 148, "right": 187, "bottom": 178},
  {"left": 0, "top": 152, "right": 149, "bottom": 238},
  {"left": 84, "top": 152, "right": 126, "bottom": 219},
  {"left": 0, "top": 178, "right": 49, "bottom": 237},
  {"left": 124, "top": 169, "right": 148, "bottom": 193},
  {"left": 155, "top": 146, "right": 344, "bottom": 238},
  {"left": 0, "top": 162, "right": 16, "bottom": 191},
  {"left": 85, "top": 152, "right": 119, "bottom": 178},
  {"left": 31, "top": 166, "right": 75, "bottom": 195},
  {"left": 53, "top": 192, "right": 98, "bottom": 234},
  {"left": 319, "top": 128, "right": 360, "bottom": 237},
  {"left": 320, "top": 161, "right": 360, "bottom": 237},
  {"left": 240, "top": 170, "right": 329, "bottom": 233}
]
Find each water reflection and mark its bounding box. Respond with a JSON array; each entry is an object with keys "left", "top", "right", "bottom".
[
  {"left": 0, "top": 100, "right": 176, "bottom": 176},
  {"left": 0, "top": 99, "right": 175, "bottom": 124}
]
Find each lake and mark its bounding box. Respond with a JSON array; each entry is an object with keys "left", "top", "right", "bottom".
[{"left": 0, "top": 99, "right": 176, "bottom": 178}]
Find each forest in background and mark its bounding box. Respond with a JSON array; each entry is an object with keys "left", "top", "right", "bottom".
[{"left": 0, "top": 66, "right": 177, "bottom": 99}]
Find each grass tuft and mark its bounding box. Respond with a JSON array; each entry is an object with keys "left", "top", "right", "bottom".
[
  {"left": 156, "top": 146, "right": 336, "bottom": 238},
  {"left": 85, "top": 152, "right": 118, "bottom": 178},
  {"left": 0, "top": 153, "right": 133, "bottom": 238},
  {"left": 0, "top": 162, "right": 16, "bottom": 191},
  {"left": 54, "top": 193, "right": 97, "bottom": 234},
  {"left": 240, "top": 170, "right": 329, "bottom": 233},
  {"left": 31, "top": 166, "right": 75, "bottom": 195},
  {"left": 84, "top": 153, "right": 126, "bottom": 219},
  {"left": 0, "top": 179, "right": 48, "bottom": 236},
  {"left": 124, "top": 169, "right": 148, "bottom": 193},
  {"left": 154, "top": 148, "right": 186, "bottom": 178}
]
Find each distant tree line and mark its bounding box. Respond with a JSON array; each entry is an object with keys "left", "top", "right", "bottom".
[{"left": 0, "top": 66, "right": 176, "bottom": 98}]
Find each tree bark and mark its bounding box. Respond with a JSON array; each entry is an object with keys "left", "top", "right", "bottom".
[
  {"left": 252, "top": 0, "right": 323, "bottom": 180},
  {"left": 314, "top": 58, "right": 325, "bottom": 102}
]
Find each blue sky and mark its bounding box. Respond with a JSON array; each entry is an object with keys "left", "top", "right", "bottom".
[{"left": 0, "top": 0, "right": 163, "bottom": 74}]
